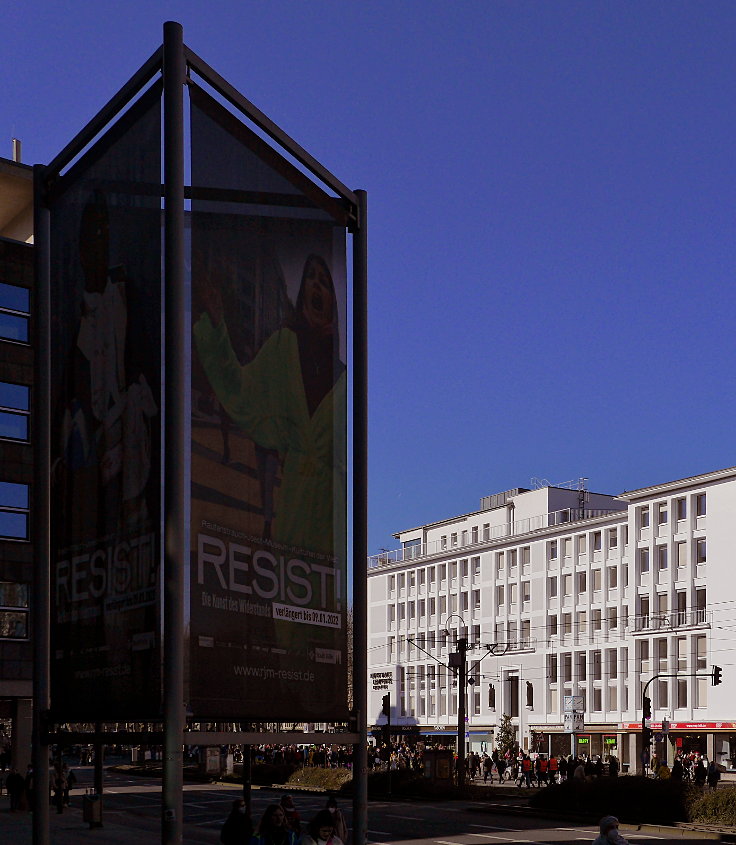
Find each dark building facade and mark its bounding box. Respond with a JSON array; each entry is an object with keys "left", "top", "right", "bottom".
[{"left": 0, "top": 155, "right": 34, "bottom": 771}]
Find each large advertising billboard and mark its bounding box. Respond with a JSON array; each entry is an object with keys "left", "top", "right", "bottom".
[
  {"left": 189, "top": 85, "right": 348, "bottom": 720},
  {"left": 49, "top": 86, "right": 162, "bottom": 719}
]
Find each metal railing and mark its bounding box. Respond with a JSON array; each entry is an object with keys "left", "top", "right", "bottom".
[
  {"left": 631, "top": 608, "right": 709, "bottom": 632},
  {"left": 369, "top": 506, "right": 626, "bottom": 567}
]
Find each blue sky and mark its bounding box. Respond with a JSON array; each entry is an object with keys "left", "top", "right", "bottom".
[{"left": 4, "top": 1, "right": 736, "bottom": 554}]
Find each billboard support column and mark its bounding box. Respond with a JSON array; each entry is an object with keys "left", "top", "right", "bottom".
[
  {"left": 352, "top": 189, "right": 368, "bottom": 845},
  {"left": 32, "top": 163, "right": 51, "bottom": 845},
  {"left": 163, "top": 20, "right": 186, "bottom": 845}
]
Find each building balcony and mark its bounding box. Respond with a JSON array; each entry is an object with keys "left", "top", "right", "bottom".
[{"left": 631, "top": 608, "right": 710, "bottom": 634}]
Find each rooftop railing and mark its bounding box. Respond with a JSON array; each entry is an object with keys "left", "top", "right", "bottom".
[{"left": 369, "top": 506, "right": 626, "bottom": 568}]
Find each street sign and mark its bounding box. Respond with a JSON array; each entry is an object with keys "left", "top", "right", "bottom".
[
  {"left": 564, "top": 712, "right": 584, "bottom": 733},
  {"left": 564, "top": 695, "right": 584, "bottom": 712}
]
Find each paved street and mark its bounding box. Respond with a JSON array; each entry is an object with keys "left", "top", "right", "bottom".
[{"left": 0, "top": 766, "right": 726, "bottom": 845}]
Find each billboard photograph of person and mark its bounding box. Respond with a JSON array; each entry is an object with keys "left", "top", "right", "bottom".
[
  {"left": 190, "top": 210, "right": 348, "bottom": 721},
  {"left": 48, "top": 91, "right": 162, "bottom": 719}
]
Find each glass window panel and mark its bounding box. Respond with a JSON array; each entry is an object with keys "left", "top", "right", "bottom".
[
  {"left": 0, "top": 313, "right": 29, "bottom": 342},
  {"left": 0, "top": 482, "right": 28, "bottom": 509},
  {"left": 0, "top": 582, "right": 29, "bottom": 607},
  {"left": 0, "top": 511, "right": 27, "bottom": 539},
  {"left": 0, "top": 610, "right": 27, "bottom": 638},
  {"left": 0, "top": 283, "right": 30, "bottom": 313},
  {"left": 0, "top": 382, "right": 29, "bottom": 411},
  {"left": 0, "top": 411, "right": 27, "bottom": 440}
]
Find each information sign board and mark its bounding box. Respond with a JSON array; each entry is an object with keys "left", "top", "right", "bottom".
[{"left": 564, "top": 695, "right": 584, "bottom": 712}]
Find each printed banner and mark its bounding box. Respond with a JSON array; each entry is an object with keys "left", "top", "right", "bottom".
[
  {"left": 49, "top": 86, "right": 162, "bottom": 719},
  {"left": 189, "top": 84, "right": 348, "bottom": 720}
]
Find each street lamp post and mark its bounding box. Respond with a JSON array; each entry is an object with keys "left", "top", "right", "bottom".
[{"left": 449, "top": 636, "right": 468, "bottom": 787}]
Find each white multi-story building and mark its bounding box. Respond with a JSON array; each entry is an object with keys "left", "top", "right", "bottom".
[{"left": 367, "top": 466, "right": 736, "bottom": 771}]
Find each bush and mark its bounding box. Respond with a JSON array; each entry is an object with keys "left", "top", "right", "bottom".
[
  {"left": 529, "top": 777, "right": 697, "bottom": 825},
  {"left": 287, "top": 767, "right": 353, "bottom": 791},
  {"left": 688, "top": 786, "right": 736, "bottom": 825}
]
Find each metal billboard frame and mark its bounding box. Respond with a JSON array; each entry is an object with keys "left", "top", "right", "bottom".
[{"left": 34, "top": 21, "right": 367, "bottom": 845}]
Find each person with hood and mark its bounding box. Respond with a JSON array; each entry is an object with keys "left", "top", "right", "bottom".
[
  {"left": 220, "top": 798, "right": 252, "bottom": 845},
  {"left": 593, "top": 816, "right": 630, "bottom": 845},
  {"left": 325, "top": 796, "right": 348, "bottom": 844}
]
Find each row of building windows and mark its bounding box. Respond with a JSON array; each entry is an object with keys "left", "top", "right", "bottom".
[
  {"left": 638, "top": 494, "right": 707, "bottom": 529},
  {"left": 387, "top": 590, "right": 482, "bottom": 626},
  {"left": 387, "top": 557, "right": 482, "bottom": 595}
]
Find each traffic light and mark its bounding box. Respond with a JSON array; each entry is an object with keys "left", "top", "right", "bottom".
[
  {"left": 712, "top": 666, "right": 723, "bottom": 686},
  {"left": 643, "top": 696, "right": 651, "bottom": 719},
  {"left": 642, "top": 725, "right": 652, "bottom": 747},
  {"left": 382, "top": 693, "right": 391, "bottom": 716}
]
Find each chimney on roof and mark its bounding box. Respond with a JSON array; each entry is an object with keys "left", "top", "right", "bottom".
[{"left": 11, "top": 138, "right": 21, "bottom": 163}]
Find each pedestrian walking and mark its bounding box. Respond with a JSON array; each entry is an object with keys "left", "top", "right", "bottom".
[
  {"left": 5, "top": 767, "right": 24, "bottom": 812},
  {"left": 280, "top": 794, "right": 302, "bottom": 835},
  {"left": 707, "top": 761, "right": 721, "bottom": 790},
  {"left": 325, "top": 796, "right": 348, "bottom": 844},
  {"left": 254, "top": 805, "right": 300, "bottom": 845},
  {"left": 220, "top": 798, "right": 253, "bottom": 845},
  {"left": 593, "top": 816, "right": 629, "bottom": 845},
  {"left": 302, "top": 810, "right": 345, "bottom": 845}
]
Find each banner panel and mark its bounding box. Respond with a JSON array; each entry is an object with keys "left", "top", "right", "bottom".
[
  {"left": 190, "top": 86, "right": 348, "bottom": 721},
  {"left": 49, "top": 87, "right": 162, "bottom": 719}
]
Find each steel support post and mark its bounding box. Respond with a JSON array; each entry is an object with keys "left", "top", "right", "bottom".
[
  {"left": 162, "top": 19, "right": 187, "bottom": 845},
  {"left": 32, "top": 163, "right": 51, "bottom": 845},
  {"left": 351, "top": 189, "right": 368, "bottom": 845},
  {"left": 456, "top": 638, "right": 467, "bottom": 787}
]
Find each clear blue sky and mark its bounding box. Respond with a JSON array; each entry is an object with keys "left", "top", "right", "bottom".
[{"left": 5, "top": 1, "right": 736, "bottom": 554}]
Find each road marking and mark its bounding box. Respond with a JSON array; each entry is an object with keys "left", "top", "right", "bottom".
[
  {"left": 368, "top": 832, "right": 393, "bottom": 837},
  {"left": 469, "top": 825, "right": 517, "bottom": 831},
  {"left": 387, "top": 814, "right": 422, "bottom": 820}
]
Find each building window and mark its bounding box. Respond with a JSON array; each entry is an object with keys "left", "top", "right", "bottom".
[
  {"left": 508, "top": 549, "right": 517, "bottom": 570},
  {"left": 676, "top": 541, "right": 687, "bottom": 569},
  {"left": 548, "top": 614, "right": 558, "bottom": 637},
  {"left": 608, "top": 607, "right": 618, "bottom": 630},
  {"left": 0, "top": 381, "right": 30, "bottom": 441},
  {"left": 441, "top": 535, "right": 447, "bottom": 549},
  {"left": 677, "top": 680, "right": 688, "bottom": 709},
  {"left": 562, "top": 613, "right": 572, "bottom": 635},
  {"left": 548, "top": 576, "right": 558, "bottom": 598},
  {"left": 451, "top": 533, "right": 458, "bottom": 546},
  {"left": 640, "top": 506, "right": 650, "bottom": 528},
  {"left": 472, "top": 526, "right": 478, "bottom": 544},
  {"left": 526, "top": 680, "right": 534, "bottom": 708},
  {"left": 483, "top": 523, "right": 490, "bottom": 541},
  {"left": 522, "top": 581, "right": 531, "bottom": 606},
  {"left": 593, "top": 531, "right": 602, "bottom": 551},
  {"left": 657, "top": 545, "right": 668, "bottom": 570},
  {"left": 593, "top": 687, "right": 602, "bottom": 712},
  {"left": 577, "top": 571, "right": 587, "bottom": 594},
  {"left": 509, "top": 583, "right": 518, "bottom": 607},
  {"left": 696, "top": 493, "right": 706, "bottom": 517},
  {"left": 578, "top": 535, "right": 587, "bottom": 554},
  {"left": 461, "top": 530, "right": 468, "bottom": 546},
  {"left": 473, "top": 589, "right": 481, "bottom": 611},
  {"left": 429, "top": 596, "right": 436, "bottom": 617},
  {"left": 607, "top": 566, "right": 617, "bottom": 589},
  {"left": 563, "top": 537, "right": 572, "bottom": 557},
  {"left": 547, "top": 653, "right": 558, "bottom": 680},
  {"left": 696, "top": 538, "right": 707, "bottom": 564},
  {"left": 562, "top": 652, "right": 572, "bottom": 683},
  {"left": 695, "top": 635, "right": 707, "bottom": 670},
  {"left": 608, "top": 528, "right": 617, "bottom": 549},
  {"left": 0, "top": 582, "right": 29, "bottom": 639},
  {"left": 0, "top": 282, "right": 30, "bottom": 343},
  {"left": 592, "top": 569, "right": 602, "bottom": 592},
  {"left": 472, "top": 556, "right": 481, "bottom": 578},
  {"left": 0, "top": 481, "right": 29, "bottom": 539},
  {"left": 592, "top": 608, "right": 602, "bottom": 632},
  {"left": 521, "top": 546, "right": 531, "bottom": 566},
  {"left": 677, "top": 637, "right": 687, "bottom": 671},
  {"left": 488, "top": 683, "right": 496, "bottom": 709},
  {"left": 578, "top": 610, "right": 587, "bottom": 635},
  {"left": 657, "top": 502, "right": 668, "bottom": 525},
  {"left": 461, "top": 559, "right": 469, "bottom": 579},
  {"left": 676, "top": 498, "right": 687, "bottom": 521},
  {"left": 497, "top": 552, "right": 505, "bottom": 573},
  {"left": 577, "top": 651, "right": 587, "bottom": 681},
  {"left": 549, "top": 540, "right": 558, "bottom": 560},
  {"left": 496, "top": 585, "right": 504, "bottom": 606},
  {"left": 404, "top": 539, "right": 421, "bottom": 560},
  {"left": 639, "top": 547, "right": 650, "bottom": 574},
  {"left": 563, "top": 574, "right": 572, "bottom": 597}
]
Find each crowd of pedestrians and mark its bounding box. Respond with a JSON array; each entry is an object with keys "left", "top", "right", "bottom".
[
  {"left": 646, "top": 751, "right": 721, "bottom": 788},
  {"left": 221, "top": 794, "right": 349, "bottom": 845}
]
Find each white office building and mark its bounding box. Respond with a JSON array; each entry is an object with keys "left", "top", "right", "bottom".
[{"left": 367, "top": 466, "right": 736, "bottom": 771}]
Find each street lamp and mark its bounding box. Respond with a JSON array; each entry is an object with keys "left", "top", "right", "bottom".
[{"left": 444, "top": 614, "right": 468, "bottom": 787}]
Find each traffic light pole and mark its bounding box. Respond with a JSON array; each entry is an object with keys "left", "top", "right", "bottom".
[
  {"left": 641, "top": 668, "right": 721, "bottom": 772},
  {"left": 453, "top": 638, "right": 468, "bottom": 788}
]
